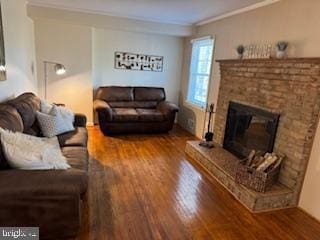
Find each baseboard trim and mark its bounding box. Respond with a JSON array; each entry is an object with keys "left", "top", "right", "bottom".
[{"left": 86, "top": 122, "right": 94, "bottom": 127}]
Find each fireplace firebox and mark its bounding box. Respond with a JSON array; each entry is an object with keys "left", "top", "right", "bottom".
[{"left": 223, "top": 102, "right": 280, "bottom": 159}]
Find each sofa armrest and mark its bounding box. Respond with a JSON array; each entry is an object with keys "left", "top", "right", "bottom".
[
  {"left": 93, "top": 99, "right": 113, "bottom": 121},
  {"left": 157, "top": 101, "right": 179, "bottom": 116},
  {"left": 74, "top": 113, "right": 87, "bottom": 127}
]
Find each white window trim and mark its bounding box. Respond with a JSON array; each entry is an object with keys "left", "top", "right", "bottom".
[{"left": 185, "top": 36, "right": 215, "bottom": 110}]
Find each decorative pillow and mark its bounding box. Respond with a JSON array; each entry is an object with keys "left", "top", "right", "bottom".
[
  {"left": 40, "top": 99, "right": 75, "bottom": 124},
  {"left": 37, "top": 106, "right": 75, "bottom": 137},
  {"left": 0, "top": 128, "right": 70, "bottom": 170},
  {"left": 40, "top": 99, "right": 53, "bottom": 114}
]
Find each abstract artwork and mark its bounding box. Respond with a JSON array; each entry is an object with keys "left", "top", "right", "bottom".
[
  {"left": 0, "top": 3, "right": 5, "bottom": 81},
  {"left": 115, "top": 52, "right": 163, "bottom": 72}
]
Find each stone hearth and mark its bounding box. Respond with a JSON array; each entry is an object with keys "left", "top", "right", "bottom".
[
  {"left": 186, "top": 58, "right": 320, "bottom": 211},
  {"left": 185, "top": 141, "right": 293, "bottom": 212}
]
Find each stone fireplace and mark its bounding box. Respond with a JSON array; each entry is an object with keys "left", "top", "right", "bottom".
[{"left": 186, "top": 58, "right": 320, "bottom": 212}]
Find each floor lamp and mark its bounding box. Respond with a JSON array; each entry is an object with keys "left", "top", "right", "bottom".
[{"left": 43, "top": 61, "right": 66, "bottom": 100}]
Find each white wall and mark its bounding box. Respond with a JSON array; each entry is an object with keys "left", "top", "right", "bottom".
[
  {"left": 34, "top": 19, "right": 93, "bottom": 124},
  {"left": 178, "top": 0, "right": 320, "bottom": 221},
  {"left": 0, "top": 0, "right": 37, "bottom": 101},
  {"left": 33, "top": 16, "right": 184, "bottom": 125},
  {"left": 93, "top": 28, "right": 183, "bottom": 105}
]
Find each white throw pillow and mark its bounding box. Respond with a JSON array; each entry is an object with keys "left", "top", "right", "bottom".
[
  {"left": 37, "top": 105, "right": 75, "bottom": 137},
  {"left": 0, "top": 128, "right": 70, "bottom": 170},
  {"left": 40, "top": 99, "right": 53, "bottom": 114},
  {"left": 59, "top": 107, "right": 75, "bottom": 125},
  {"left": 40, "top": 99, "right": 75, "bottom": 124}
]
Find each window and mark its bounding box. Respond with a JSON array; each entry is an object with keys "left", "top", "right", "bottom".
[{"left": 187, "top": 37, "right": 214, "bottom": 109}]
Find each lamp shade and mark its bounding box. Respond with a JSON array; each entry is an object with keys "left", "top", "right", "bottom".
[{"left": 54, "top": 63, "right": 66, "bottom": 75}]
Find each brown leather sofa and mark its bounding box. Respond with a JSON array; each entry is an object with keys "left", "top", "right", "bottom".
[
  {"left": 0, "top": 93, "right": 88, "bottom": 239},
  {"left": 94, "top": 86, "right": 179, "bottom": 134}
]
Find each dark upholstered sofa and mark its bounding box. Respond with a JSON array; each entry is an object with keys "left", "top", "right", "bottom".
[
  {"left": 0, "top": 93, "right": 88, "bottom": 239},
  {"left": 93, "top": 86, "right": 179, "bottom": 135}
]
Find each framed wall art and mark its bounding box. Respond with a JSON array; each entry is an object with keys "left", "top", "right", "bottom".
[{"left": 115, "top": 52, "right": 163, "bottom": 72}]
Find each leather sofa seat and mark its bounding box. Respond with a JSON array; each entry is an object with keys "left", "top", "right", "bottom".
[
  {"left": 58, "top": 127, "right": 88, "bottom": 147},
  {"left": 0, "top": 168, "right": 88, "bottom": 197},
  {"left": 62, "top": 147, "right": 88, "bottom": 172},
  {"left": 136, "top": 108, "right": 164, "bottom": 122},
  {"left": 113, "top": 108, "right": 139, "bottom": 122}
]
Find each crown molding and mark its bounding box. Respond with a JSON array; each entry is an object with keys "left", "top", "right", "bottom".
[
  {"left": 196, "top": 0, "right": 281, "bottom": 26},
  {"left": 26, "top": 1, "right": 192, "bottom": 26}
]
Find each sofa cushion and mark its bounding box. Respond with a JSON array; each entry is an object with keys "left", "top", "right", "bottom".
[
  {"left": 134, "top": 87, "right": 165, "bottom": 102},
  {"left": 96, "top": 87, "right": 134, "bottom": 102},
  {"left": 113, "top": 108, "right": 139, "bottom": 122},
  {"left": 58, "top": 127, "right": 88, "bottom": 147},
  {"left": 0, "top": 105, "right": 24, "bottom": 132},
  {"left": 0, "top": 105, "right": 24, "bottom": 169},
  {"left": 108, "top": 101, "right": 158, "bottom": 109},
  {"left": 136, "top": 108, "right": 164, "bottom": 122},
  {"left": 7, "top": 93, "right": 41, "bottom": 133},
  {"left": 0, "top": 168, "right": 88, "bottom": 196},
  {"left": 62, "top": 147, "right": 88, "bottom": 172}
]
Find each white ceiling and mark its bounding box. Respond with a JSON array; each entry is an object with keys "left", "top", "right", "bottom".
[{"left": 27, "top": 0, "right": 267, "bottom": 26}]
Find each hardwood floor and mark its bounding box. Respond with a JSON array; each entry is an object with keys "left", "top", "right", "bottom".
[{"left": 77, "top": 125, "right": 320, "bottom": 240}]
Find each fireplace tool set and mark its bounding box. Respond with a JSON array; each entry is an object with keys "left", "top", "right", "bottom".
[{"left": 199, "top": 103, "right": 215, "bottom": 149}]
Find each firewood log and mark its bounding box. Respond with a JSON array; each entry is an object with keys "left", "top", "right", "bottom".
[
  {"left": 257, "top": 155, "right": 279, "bottom": 172},
  {"left": 246, "top": 150, "right": 256, "bottom": 166}
]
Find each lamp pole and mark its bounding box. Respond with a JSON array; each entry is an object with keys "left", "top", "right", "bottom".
[{"left": 43, "top": 61, "right": 66, "bottom": 100}]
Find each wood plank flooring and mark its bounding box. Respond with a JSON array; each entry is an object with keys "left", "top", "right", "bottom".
[{"left": 77, "top": 125, "right": 320, "bottom": 240}]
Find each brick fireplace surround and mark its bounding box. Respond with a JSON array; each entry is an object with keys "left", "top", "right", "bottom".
[{"left": 186, "top": 58, "right": 320, "bottom": 212}]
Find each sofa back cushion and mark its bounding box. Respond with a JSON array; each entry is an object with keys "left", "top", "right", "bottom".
[
  {"left": 96, "top": 86, "right": 166, "bottom": 108},
  {"left": 108, "top": 101, "right": 158, "bottom": 109},
  {"left": 134, "top": 87, "right": 165, "bottom": 102},
  {"left": 0, "top": 104, "right": 24, "bottom": 169},
  {"left": 7, "top": 93, "right": 41, "bottom": 135},
  {"left": 96, "top": 87, "right": 134, "bottom": 102}
]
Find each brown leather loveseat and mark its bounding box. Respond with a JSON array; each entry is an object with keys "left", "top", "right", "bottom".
[
  {"left": 94, "top": 86, "right": 179, "bottom": 135},
  {"left": 0, "top": 93, "right": 88, "bottom": 239}
]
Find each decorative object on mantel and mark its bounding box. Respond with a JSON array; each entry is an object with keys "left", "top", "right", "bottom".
[
  {"left": 199, "top": 103, "right": 215, "bottom": 149},
  {"left": 236, "top": 45, "right": 245, "bottom": 59},
  {"left": 276, "top": 41, "right": 289, "bottom": 59},
  {"left": 236, "top": 150, "right": 284, "bottom": 193},
  {"left": 0, "top": 3, "right": 6, "bottom": 81},
  {"left": 239, "top": 44, "right": 272, "bottom": 59},
  {"left": 115, "top": 52, "right": 163, "bottom": 72}
]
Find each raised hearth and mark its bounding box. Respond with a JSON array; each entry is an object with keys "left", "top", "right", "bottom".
[
  {"left": 185, "top": 141, "right": 293, "bottom": 212},
  {"left": 186, "top": 58, "right": 320, "bottom": 212}
]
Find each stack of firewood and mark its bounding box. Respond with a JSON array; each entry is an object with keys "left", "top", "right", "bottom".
[{"left": 245, "top": 150, "right": 283, "bottom": 173}]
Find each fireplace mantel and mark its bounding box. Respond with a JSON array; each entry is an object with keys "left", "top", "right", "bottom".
[
  {"left": 186, "top": 57, "right": 320, "bottom": 211},
  {"left": 216, "top": 57, "right": 320, "bottom": 63}
]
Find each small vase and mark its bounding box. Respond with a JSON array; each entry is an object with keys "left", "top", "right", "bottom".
[
  {"left": 237, "top": 54, "right": 243, "bottom": 59},
  {"left": 276, "top": 50, "right": 286, "bottom": 59}
]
